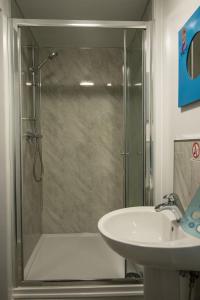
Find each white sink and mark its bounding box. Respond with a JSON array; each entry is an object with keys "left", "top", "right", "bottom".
[{"left": 98, "top": 207, "right": 200, "bottom": 270}]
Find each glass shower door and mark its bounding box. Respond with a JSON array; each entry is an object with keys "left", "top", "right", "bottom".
[
  {"left": 124, "top": 29, "right": 145, "bottom": 279},
  {"left": 125, "top": 29, "right": 144, "bottom": 208}
]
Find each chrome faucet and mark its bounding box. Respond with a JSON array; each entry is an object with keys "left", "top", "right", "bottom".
[{"left": 155, "top": 193, "right": 184, "bottom": 222}]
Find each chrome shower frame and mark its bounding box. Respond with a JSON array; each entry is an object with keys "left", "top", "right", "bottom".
[{"left": 11, "top": 19, "right": 153, "bottom": 299}]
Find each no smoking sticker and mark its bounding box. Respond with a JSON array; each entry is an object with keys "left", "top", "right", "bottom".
[{"left": 192, "top": 142, "right": 200, "bottom": 159}]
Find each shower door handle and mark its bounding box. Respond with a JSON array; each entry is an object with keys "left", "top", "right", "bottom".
[{"left": 120, "top": 152, "right": 129, "bottom": 156}]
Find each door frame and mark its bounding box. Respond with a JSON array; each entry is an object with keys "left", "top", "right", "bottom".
[{"left": 11, "top": 18, "right": 153, "bottom": 293}]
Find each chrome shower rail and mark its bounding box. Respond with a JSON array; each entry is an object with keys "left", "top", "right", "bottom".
[{"left": 13, "top": 19, "right": 150, "bottom": 29}]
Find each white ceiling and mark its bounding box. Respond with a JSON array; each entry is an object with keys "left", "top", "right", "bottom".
[{"left": 14, "top": 0, "right": 150, "bottom": 20}]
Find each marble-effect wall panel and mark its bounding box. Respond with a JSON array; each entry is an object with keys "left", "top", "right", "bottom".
[
  {"left": 40, "top": 48, "right": 124, "bottom": 233},
  {"left": 21, "top": 44, "right": 42, "bottom": 265},
  {"left": 174, "top": 140, "right": 200, "bottom": 210}
]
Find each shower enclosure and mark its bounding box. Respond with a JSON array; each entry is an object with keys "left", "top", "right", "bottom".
[{"left": 12, "top": 19, "right": 152, "bottom": 289}]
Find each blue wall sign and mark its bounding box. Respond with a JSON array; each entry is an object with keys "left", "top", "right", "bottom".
[{"left": 179, "top": 7, "right": 200, "bottom": 107}]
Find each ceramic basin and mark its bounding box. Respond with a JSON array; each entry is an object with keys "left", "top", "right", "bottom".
[{"left": 98, "top": 207, "right": 200, "bottom": 270}]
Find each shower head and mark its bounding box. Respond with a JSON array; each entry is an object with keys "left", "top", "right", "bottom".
[{"left": 37, "top": 51, "right": 58, "bottom": 70}]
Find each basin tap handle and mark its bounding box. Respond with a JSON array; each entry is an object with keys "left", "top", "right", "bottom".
[
  {"left": 154, "top": 194, "right": 174, "bottom": 209},
  {"left": 163, "top": 193, "right": 185, "bottom": 214},
  {"left": 155, "top": 193, "right": 182, "bottom": 209},
  {"left": 163, "top": 193, "right": 176, "bottom": 205}
]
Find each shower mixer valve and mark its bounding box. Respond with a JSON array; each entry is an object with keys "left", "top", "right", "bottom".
[{"left": 24, "top": 131, "right": 43, "bottom": 143}]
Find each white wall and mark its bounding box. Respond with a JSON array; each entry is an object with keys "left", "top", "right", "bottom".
[
  {"left": 0, "top": 0, "right": 10, "bottom": 14},
  {"left": 153, "top": 0, "right": 200, "bottom": 204}
]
